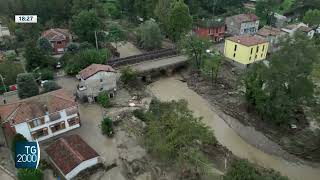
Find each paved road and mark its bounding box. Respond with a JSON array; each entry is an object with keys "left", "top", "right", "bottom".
[
  {"left": 0, "top": 168, "right": 14, "bottom": 180},
  {"left": 131, "top": 55, "right": 188, "bottom": 73}
]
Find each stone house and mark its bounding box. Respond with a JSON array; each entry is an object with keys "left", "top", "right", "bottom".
[
  {"left": 76, "top": 64, "right": 117, "bottom": 102},
  {"left": 225, "top": 14, "right": 259, "bottom": 36},
  {"left": 41, "top": 28, "right": 73, "bottom": 54},
  {"left": 0, "top": 90, "right": 80, "bottom": 142},
  {"left": 46, "top": 135, "right": 100, "bottom": 180},
  {"left": 256, "top": 26, "right": 286, "bottom": 53}
]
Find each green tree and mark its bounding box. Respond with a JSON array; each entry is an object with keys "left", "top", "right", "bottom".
[
  {"left": 43, "top": 81, "right": 60, "bottom": 93},
  {"left": 17, "top": 73, "right": 39, "bottom": 99},
  {"left": 202, "top": 54, "right": 223, "bottom": 84},
  {"left": 179, "top": 34, "right": 211, "bottom": 69},
  {"left": 97, "top": 91, "right": 110, "bottom": 108},
  {"left": 106, "top": 24, "right": 127, "bottom": 50},
  {"left": 154, "top": 0, "right": 174, "bottom": 33},
  {"left": 167, "top": 0, "right": 192, "bottom": 42},
  {"left": 255, "top": 0, "right": 279, "bottom": 25},
  {"left": 244, "top": 33, "right": 319, "bottom": 125},
  {"left": 67, "top": 42, "right": 79, "bottom": 53},
  {"left": 101, "top": 117, "right": 114, "bottom": 137},
  {"left": 38, "top": 69, "right": 54, "bottom": 80},
  {"left": 71, "top": 10, "right": 102, "bottom": 44},
  {"left": 71, "top": 0, "right": 98, "bottom": 15},
  {"left": 18, "top": 168, "right": 43, "bottom": 180},
  {"left": 0, "top": 61, "right": 24, "bottom": 87},
  {"left": 24, "top": 41, "right": 54, "bottom": 72},
  {"left": 37, "top": 38, "right": 53, "bottom": 54},
  {"left": 120, "top": 66, "right": 138, "bottom": 84},
  {"left": 11, "top": 133, "right": 28, "bottom": 158},
  {"left": 303, "top": 9, "right": 320, "bottom": 26},
  {"left": 137, "top": 20, "right": 162, "bottom": 50}
]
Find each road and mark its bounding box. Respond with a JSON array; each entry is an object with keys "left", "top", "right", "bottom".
[
  {"left": 131, "top": 55, "right": 188, "bottom": 73},
  {"left": 148, "top": 77, "right": 320, "bottom": 180}
]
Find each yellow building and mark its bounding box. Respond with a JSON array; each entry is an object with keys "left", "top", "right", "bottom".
[{"left": 224, "top": 35, "right": 269, "bottom": 65}]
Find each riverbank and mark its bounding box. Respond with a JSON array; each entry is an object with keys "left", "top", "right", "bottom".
[{"left": 148, "top": 77, "right": 320, "bottom": 180}]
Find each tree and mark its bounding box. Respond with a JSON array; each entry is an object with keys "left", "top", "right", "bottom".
[
  {"left": 137, "top": 20, "right": 162, "bottom": 50},
  {"left": 37, "top": 38, "right": 53, "bottom": 54},
  {"left": 67, "top": 42, "right": 79, "bottom": 53},
  {"left": 120, "top": 66, "right": 138, "bottom": 84},
  {"left": 202, "top": 54, "right": 223, "bottom": 84},
  {"left": 101, "top": 117, "right": 114, "bottom": 137},
  {"left": 154, "top": 0, "right": 174, "bottom": 33},
  {"left": 0, "top": 61, "right": 24, "bottom": 89},
  {"left": 145, "top": 99, "right": 216, "bottom": 177},
  {"left": 106, "top": 24, "right": 127, "bottom": 49},
  {"left": 71, "top": 10, "right": 102, "bottom": 44},
  {"left": 243, "top": 33, "right": 319, "bottom": 125},
  {"left": 97, "top": 91, "right": 110, "bottom": 108},
  {"left": 24, "top": 41, "right": 54, "bottom": 72},
  {"left": 43, "top": 81, "right": 60, "bottom": 93},
  {"left": 17, "top": 73, "right": 39, "bottom": 99},
  {"left": 71, "top": 0, "right": 98, "bottom": 15},
  {"left": 38, "top": 69, "right": 54, "bottom": 80},
  {"left": 255, "top": 0, "right": 279, "bottom": 25},
  {"left": 179, "top": 34, "right": 211, "bottom": 69},
  {"left": 167, "top": 0, "right": 192, "bottom": 42},
  {"left": 303, "top": 9, "right": 320, "bottom": 26},
  {"left": 11, "top": 133, "right": 28, "bottom": 158},
  {"left": 18, "top": 168, "right": 43, "bottom": 180}
]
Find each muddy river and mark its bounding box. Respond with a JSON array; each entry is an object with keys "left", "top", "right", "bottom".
[{"left": 148, "top": 77, "right": 320, "bottom": 180}]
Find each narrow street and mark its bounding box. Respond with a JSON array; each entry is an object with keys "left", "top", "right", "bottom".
[{"left": 148, "top": 77, "right": 320, "bottom": 180}]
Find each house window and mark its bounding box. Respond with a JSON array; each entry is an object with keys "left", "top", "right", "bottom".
[
  {"left": 261, "top": 53, "right": 263, "bottom": 58},
  {"left": 50, "top": 121, "right": 66, "bottom": 133},
  {"left": 31, "top": 128, "right": 48, "bottom": 140},
  {"left": 255, "top": 54, "right": 257, "bottom": 59},
  {"left": 57, "top": 41, "right": 62, "bottom": 44},
  {"left": 29, "top": 118, "right": 45, "bottom": 128},
  {"left": 100, "top": 87, "right": 103, "bottom": 91},
  {"left": 251, "top": 48, "right": 253, "bottom": 54},
  {"left": 262, "top": 45, "right": 265, "bottom": 51},
  {"left": 233, "top": 53, "right": 236, "bottom": 57},
  {"left": 68, "top": 117, "right": 80, "bottom": 126},
  {"left": 256, "top": 46, "right": 259, "bottom": 52},
  {"left": 249, "top": 57, "right": 252, "bottom": 61},
  {"left": 234, "top": 45, "right": 237, "bottom": 51},
  {"left": 109, "top": 92, "right": 114, "bottom": 99}
]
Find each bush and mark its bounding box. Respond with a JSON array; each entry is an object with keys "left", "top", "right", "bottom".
[
  {"left": 101, "top": 117, "right": 114, "bottom": 137},
  {"left": 18, "top": 168, "right": 43, "bottom": 180},
  {"left": 17, "top": 73, "right": 39, "bottom": 99},
  {"left": 97, "top": 92, "right": 110, "bottom": 108},
  {"left": 43, "top": 81, "right": 60, "bottom": 93},
  {"left": 39, "top": 69, "right": 54, "bottom": 80},
  {"left": 120, "top": 66, "right": 138, "bottom": 85},
  {"left": 137, "top": 20, "right": 162, "bottom": 50},
  {"left": 133, "top": 109, "right": 147, "bottom": 121}
]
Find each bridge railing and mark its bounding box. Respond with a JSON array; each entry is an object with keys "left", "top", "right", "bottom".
[{"left": 107, "top": 48, "right": 179, "bottom": 67}]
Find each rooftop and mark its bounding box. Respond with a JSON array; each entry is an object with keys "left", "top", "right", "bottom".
[
  {"left": 0, "top": 89, "right": 77, "bottom": 125},
  {"left": 45, "top": 135, "right": 99, "bottom": 175},
  {"left": 41, "top": 28, "right": 71, "bottom": 41},
  {"left": 227, "top": 13, "right": 259, "bottom": 23},
  {"left": 195, "top": 19, "right": 225, "bottom": 28},
  {"left": 257, "top": 26, "right": 284, "bottom": 37},
  {"left": 227, "top": 35, "right": 268, "bottom": 46},
  {"left": 78, "top": 64, "right": 115, "bottom": 80}
]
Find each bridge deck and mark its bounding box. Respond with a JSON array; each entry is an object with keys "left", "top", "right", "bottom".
[{"left": 131, "top": 55, "right": 188, "bottom": 72}]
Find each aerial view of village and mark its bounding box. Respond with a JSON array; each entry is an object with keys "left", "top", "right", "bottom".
[{"left": 0, "top": 0, "right": 319, "bottom": 180}]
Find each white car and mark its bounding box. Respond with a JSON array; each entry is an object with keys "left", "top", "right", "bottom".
[
  {"left": 40, "top": 80, "right": 49, "bottom": 87},
  {"left": 56, "top": 62, "right": 62, "bottom": 69}
]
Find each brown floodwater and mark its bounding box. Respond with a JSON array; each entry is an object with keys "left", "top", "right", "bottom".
[{"left": 148, "top": 77, "right": 320, "bottom": 180}]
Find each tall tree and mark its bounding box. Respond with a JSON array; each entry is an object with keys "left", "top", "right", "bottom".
[
  {"left": 37, "top": 38, "right": 53, "bottom": 54},
  {"left": 167, "top": 0, "right": 192, "bottom": 42},
  {"left": 137, "top": 20, "right": 162, "bottom": 50},
  {"left": 17, "top": 73, "right": 39, "bottom": 99},
  {"left": 71, "top": 10, "right": 102, "bottom": 44},
  {"left": 24, "top": 41, "right": 53, "bottom": 72},
  {"left": 106, "top": 24, "right": 127, "bottom": 50},
  {"left": 255, "top": 0, "right": 280, "bottom": 25},
  {"left": 303, "top": 9, "right": 320, "bottom": 26},
  {"left": 154, "top": 0, "right": 174, "bottom": 33}
]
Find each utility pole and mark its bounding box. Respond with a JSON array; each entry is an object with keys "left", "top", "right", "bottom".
[
  {"left": 0, "top": 74, "right": 7, "bottom": 93},
  {"left": 95, "top": 30, "right": 98, "bottom": 50}
]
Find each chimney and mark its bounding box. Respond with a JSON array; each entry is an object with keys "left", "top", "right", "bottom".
[{"left": 43, "top": 105, "right": 49, "bottom": 115}]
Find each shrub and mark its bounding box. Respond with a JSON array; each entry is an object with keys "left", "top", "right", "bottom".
[
  {"left": 18, "top": 168, "right": 43, "bottom": 180},
  {"left": 101, "top": 117, "right": 114, "bottom": 137},
  {"left": 97, "top": 92, "right": 110, "bottom": 108},
  {"left": 136, "top": 20, "right": 162, "bottom": 50},
  {"left": 133, "top": 109, "right": 147, "bottom": 121},
  {"left": 120, "top": 66, "right": 138, "bottom": 84},
  {"left": 17, "top": 73, "right": 39, "bottom": 99},
  {"left": 43, "top": 81, "right": 60, "bottom": 93},
  {"left": 39, "top": 69, "right": 54, "bottom": 80}
]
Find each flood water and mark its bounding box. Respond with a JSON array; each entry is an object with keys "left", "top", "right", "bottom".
[{"left": 148, "top": 77, "right": 320, "bottom": 180}]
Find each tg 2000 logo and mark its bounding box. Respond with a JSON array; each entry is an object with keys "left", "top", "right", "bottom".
[{"left": 15, "top": 141, "right": 40, "bottom": 169}]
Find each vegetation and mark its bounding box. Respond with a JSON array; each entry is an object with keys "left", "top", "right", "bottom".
[
  {"left": 64, "top": 48, "right": 111, "bottom": 75},
  {"left": 17, "top": 73, "right": 39, "bottom": 99},
  {"left": 37, "top": 38, "right": 53, "bottom": 54},
  {"left": 0, "top": 61, "right": 24, "bottom": 91},
  {"left": 255, "top": 0, "right": 280, "bottom": 25},
  {"left": 243, "top": 33, "right": 319, "bottom": 125},
  {"left": 43, "top": 81, "right": 60, "bottom": 93},
  {"left": 105, "top": 24, "right": 127, "bottom": 49},
  {"left": 223, "top": 160, "right": 289, "bottom": 180},
  {"left": 120, "top": 66, "right": 138, "bottom": 85},
  {"left": 137, "top": 20, "right": 162, "bottom": 50},
  {"left": 101, "top": 117, "right": 114, "bottom": 137},
  {"left": 303, "top": 9, "right": 320, "bottom": 26},
  {"left": 179, "top": 34, "right": 211, "bottom": 70},
  {"left": 97, "top": 91, "right": 111, "bottom": 108},
  {"left": 132, "top": 109, "right": 147, "bottom": 122},
  {"left": 11, "top": 133, "right": 28, "bottom": 158},
  {"left": 201, "top": 55, "right": 224, "bottom": 84},
  {"left": 144, "top": 99, "right": 216, "bottom": 177},
  {"left": 38, "top": 69, "right": 54, "bottom": 80},
  {"left": 17, "top": 168, "right": 43, "bottom": 180}
]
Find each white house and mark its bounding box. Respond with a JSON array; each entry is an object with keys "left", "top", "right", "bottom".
[
  {"left": 0, "top": 21, "right": 10, "bottom": 38},
  {"left": 0, "top": 90, "right": 80, "bottom": 142},
  {"left": 46, "top": 135, "right": 100, "bottom": 180},
  {"left": 281, "top": 22, "right": 315, "bottom": 38},
  {"left": 76, "top": 64, "right": 117, "bottom": 102}
]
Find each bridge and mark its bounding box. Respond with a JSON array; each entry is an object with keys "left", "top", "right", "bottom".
[{"left": 107, "top": 48, "right": 189, "bottom": 81}]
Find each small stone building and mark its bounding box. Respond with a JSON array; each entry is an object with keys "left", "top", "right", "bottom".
[{"left": 226, "top": 14, "right": 259, "bottom": 36}]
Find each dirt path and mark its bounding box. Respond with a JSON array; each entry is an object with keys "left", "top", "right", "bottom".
[{"left": 148, "top": 77, "right": 320, "bottom": 180}]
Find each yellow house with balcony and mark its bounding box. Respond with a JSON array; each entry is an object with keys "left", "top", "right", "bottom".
[{"left": 224, "top": 35, "right": 269, "bottom": 65}]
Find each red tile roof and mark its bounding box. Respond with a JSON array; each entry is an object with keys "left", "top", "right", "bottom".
[
  {"left": 41, "top": 28, "right": 71, "bottom": 41},
  {"left": 0, "top": 89, "right": 77, "bottom": 125},
  {"left": 228, "top": 14, "right": 259, "bottom": 23},
  {"left": 78, "top": 64, "right": 115, "bottom": 80},
  {"left": 257, "top": 26, "right": 283, "bottom": 37},
  {"left": 45, "top": 135, "right": 99, "bottom": 175},
  {"left": 227, "top": 35, "right": 268, "bottom": 46}
]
